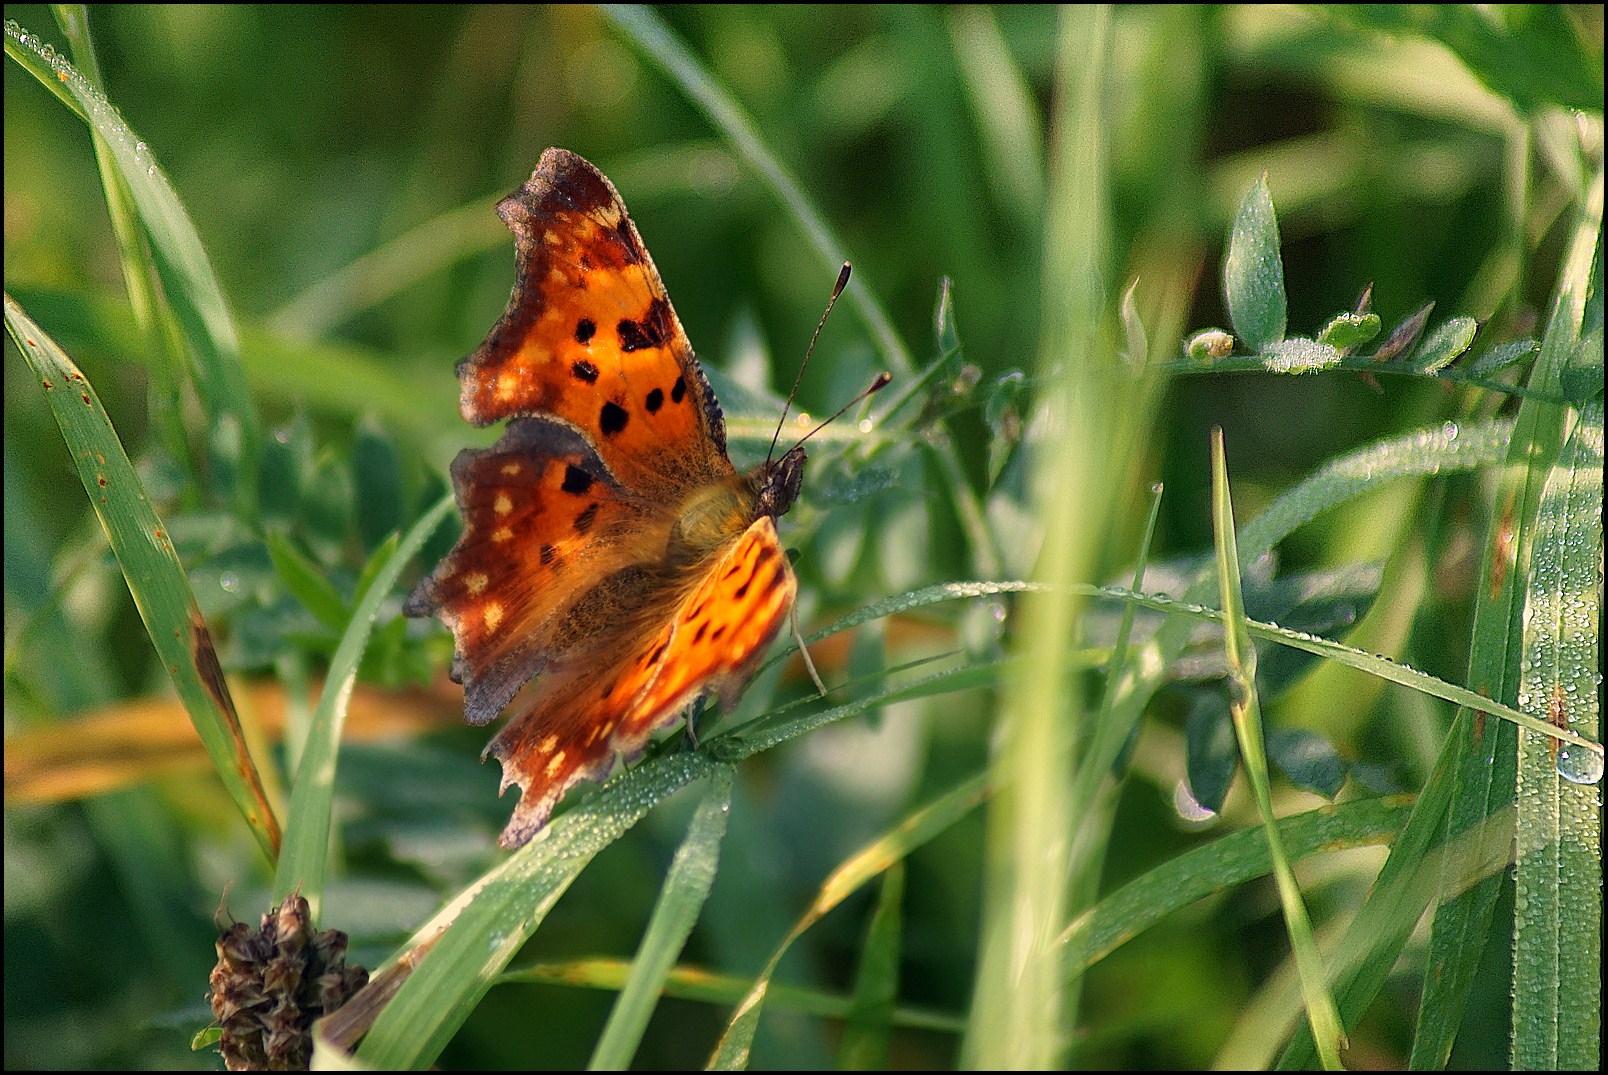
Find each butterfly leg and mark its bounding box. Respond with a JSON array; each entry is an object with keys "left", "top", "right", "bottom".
[
  {"left": 684, "top": 696, "right": 710, "bottom": 751},
  {"left": 790, "top": 606, "right": 828, "bottom": 698}
]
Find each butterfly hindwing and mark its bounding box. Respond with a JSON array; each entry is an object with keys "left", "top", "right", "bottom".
[
  {"left": 404, "top": 418, "right": 665, "bottom": 723},
  {"left": 484, "top": 518, "right": 796, "bottom": 848}
]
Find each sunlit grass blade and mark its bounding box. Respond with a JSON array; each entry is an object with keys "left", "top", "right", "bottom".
[
  {"left": 789, "top": 575, "right": 1597, "bottom": 758},
  {"left": 837, "top": 862, "right": 904, "bottom": 1069},
  {"left": 588, "top": 767, "right": 735, "bottom": 1071},
  {"left": 6, "top": 20, "right": 261, "bottom": 512},
  {"left": 708, "top": 773, "right": 988, "bottom": 1070},
  {"left": 4, "top": 294, "right": 281, "bottom": 859},
  {"left": 504, "top": 959, "right": 965, "bottom": 1035},
  {"left": 945, "top": 5, "right": 1044, "bottom": 231},
  {"left": 270, "top": 495, "right": 453, "bottom": 920},
  {"left": 1227, "top": 800, "right": 1517, "bottom": 1069},
  {"left": 1211, "top": 428, "right": 1344, "bottom": 1068},
  {"left": 602, "top": 4, "right": 913, "bottom": 379},
  {"left": 967, "top": 7, "right": 1112, "bottom": 1067}
]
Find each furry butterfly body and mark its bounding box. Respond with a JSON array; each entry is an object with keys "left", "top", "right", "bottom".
[{"left": 407, "top": 148, "right": 805, "bottom": 849}]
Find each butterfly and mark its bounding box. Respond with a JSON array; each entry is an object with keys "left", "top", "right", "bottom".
[{"left": 407, "top": 148, "right": 826, "bottom": 849}]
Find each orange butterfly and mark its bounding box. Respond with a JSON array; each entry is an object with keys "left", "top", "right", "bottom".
[{"left": 407, "top": 148, "right": 826, "bottom": 849}]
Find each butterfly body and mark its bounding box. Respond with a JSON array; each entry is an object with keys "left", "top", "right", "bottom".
[{"left": 407, "top": 149, "right": 806, "bottom": 849}]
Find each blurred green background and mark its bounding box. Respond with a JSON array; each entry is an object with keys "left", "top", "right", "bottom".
[{"left": 5, "top": 4, "right": 1600, "bottom": 1069}]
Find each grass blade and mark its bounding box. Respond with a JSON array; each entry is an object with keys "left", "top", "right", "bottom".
[
  {"left": 1408, "top": 162, "right": 1603, "bottom": 1070},
  {"left": 1059, "top": 796, "right": 1414, "bottom": 974},
  {"left": 709, "top": 772, "right": 988, "bottom": 1070},
  {"left": 966, "top": 7, "right": 1111, "bottom": 1067},
  {"left": 1211, "top": 428, "right": 1344, "bottom": 1069},
  {"left": 837, "top": 862, "right": 904, "bottom": 1069},
  {"left": 4, "top": 294, "right": 281, "bottom": 859},
  {"left": 603, "top": 3, "right": 913, "bottom": 378},
  {"left": 588, "top": 767, "right": 735, "bottom": 1071},
  {"left": 6, "top": 20, "right": 262, "bottom": 513},
  {"left": 1510, "top": 393, "right": 1603, "bottom": 1066},
  {"left": 505, "top": 959, "right": 964, "bottom": 1035},
  {"left": 270, "top": 495, "right": 454, "bottom": 919}
]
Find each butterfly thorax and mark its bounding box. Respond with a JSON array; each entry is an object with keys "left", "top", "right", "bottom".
[
  {"left": 663, "top": 445, "right": 805, "bottom": 569},
  {"left": 665, "top": 476, "right": 760, "bottom": 569}
]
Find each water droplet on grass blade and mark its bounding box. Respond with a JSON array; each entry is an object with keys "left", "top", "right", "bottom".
[{"left": 1556, "top": 745, "right": 1604, "bottom": 786}]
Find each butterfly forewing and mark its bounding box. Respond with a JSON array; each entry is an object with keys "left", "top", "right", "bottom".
[{"left": 459, "top": 148, "right": 732, "bottom": 497}]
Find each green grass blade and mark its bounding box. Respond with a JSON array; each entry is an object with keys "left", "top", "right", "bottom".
[
  {"left": 1211, "top": 428, "right": 1344, "bottom": 1069},
  {"left": 709, "top": 773, "right": 989, "bottom": 1070},
  {"left": 270, "top": 494, "right": 453, "bottom": 920},
  {"left": 588, "top": 767, "right": 735, "bottom": 1071},
  {"left": 352, "top": 751, "right": 723, "bottom": 1068},
  {"left": 945, "top": 5, "right": 1044, "bottom": 231},
  {"left": 603, "top": 4, "right": 913, "bottom": 378},
  {"left": 1510, "top": 391, "right": 1603, "bottom": 1065},
  {"left": 1408, "top": 162, "right": 1603, "bottom": 1071},
  {"left": 5, "top": 19, "right": 261, "bottom": 513},
  {"left": 266, "top": 195, "right": 503, "bottom": 340},
  {"left": 48, "top": 5, "right": 190, "bottom": 465},
  {"left": 1059, "top": 795, "right": 1414, "bottom": 973},
  {"left": 837, "top": 862, "right": 905, "bottom": 1070},
  {"left": 4, "top": 294, "right": 281, "bottom": 859}
]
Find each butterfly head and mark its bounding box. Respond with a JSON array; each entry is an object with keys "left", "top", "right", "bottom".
[{"left": 755, "top": 444, "right": 807, "bottom": 520}]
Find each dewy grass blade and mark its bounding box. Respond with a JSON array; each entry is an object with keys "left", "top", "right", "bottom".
[
  {"left": 4, "top": 294, "right": 281, "bottom": 859},
  {"left": 1211, "top": 428, "right": 1344, "bottom": 1070},
  {"left": 1511, "top": 396, "right": 1603, "bottom": 1066},
  {"left": 49, "top": 5, "right": 190, "bottom": 464},
  {"left": 588, "top": 768, "right": 734, "bottom": 1071},
  {"left": 6, "top": 18, "right": 261, "bottom": 512},
  {"left": 1058, "top": 795, "right": 1414, "bottom": 974},
  {"left": 1409, "top": 164, "right": 1603, "bottom": 1071}
]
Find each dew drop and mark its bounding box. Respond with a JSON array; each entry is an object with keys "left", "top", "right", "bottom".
[
  {"left": 219, "top": 572, "right": 240, "bottom": 594},
  {"left": 1556, "top": 745, "right": 1605, "bottom": 786}
]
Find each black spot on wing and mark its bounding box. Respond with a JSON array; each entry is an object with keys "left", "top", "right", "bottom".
[
  {"left": 671, "top": 376, "right": 686, "bottom": 403},
  {"left": 617, "top": 298, "right": 673, "bottom": 354},
  {"left": 575, "top": 319, "right": 597, "bottom": 345},
  {"left": 561, "top": 465, "right": 594, "bottom": 494},
  {"left": 600, "top": 401, "right": 629, "bottom": 435},
  {"left": 645, "top": 387, "right": 664, "bottom": 413},
  {"left": 572, "top": 358, "right": 599, "bottom": 382}
]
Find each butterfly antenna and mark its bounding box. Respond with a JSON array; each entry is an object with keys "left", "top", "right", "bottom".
[{"left": 767, "top": 262, "right": 854, "bottom": 468}]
